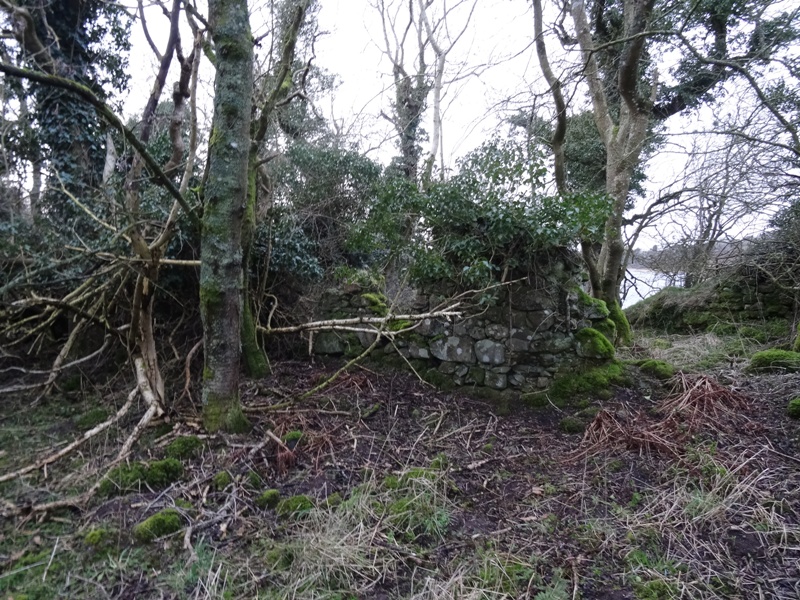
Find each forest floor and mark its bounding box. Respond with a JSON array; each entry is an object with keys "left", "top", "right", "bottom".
[{"left": 1, "top": 328, "right": 799, "bottom": 599}]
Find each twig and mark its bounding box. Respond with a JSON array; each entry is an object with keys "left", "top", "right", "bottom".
[{"left": 41, "top": 537, "right": 59, "bottom": 582}]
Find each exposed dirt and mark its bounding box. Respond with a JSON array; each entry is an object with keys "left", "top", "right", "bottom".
[{"left": 1, "top": 354, "right": 799, "bottom": 599}]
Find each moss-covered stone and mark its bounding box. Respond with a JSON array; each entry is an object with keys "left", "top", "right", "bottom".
[
  {"left": 422, "top": 368, "right": 455, "bottom": 390},
  {"left": 99, "top": 458, "right": 183, "bottom": 497},
  {"left": 593, "top": 318, "right": 617, "bottom": 343},
  {"left": 543, "top": 361, "right": 630, "bottom": 406},
  {"left": 275, "top": 494, "right": 314, "bottom": 519},
  {"left": 748, "top": 349, "right": 800, "bottom": 373},
  {"left": 638, "top": 359, "right": 675, "bottom": 380},
  {"left": 212, "top": 470, "right": 233, "bottom": 490},
  {"left": 576, "top": 327, "right": 615, "bottom": 359},
  {"left": 74, "top": 407, "right": 109, "bottom": 430},
  {"left": 558, "top": 416, "right": 586, "bottom": 434},
  {"left": 165, "top": 436, "right": 203, "bottom": 460},
  {"left": 577, "top": 289, "right": 610, "bottom": 318},
  {"left": 389, "top": 319, "right": 413, "bottom": 331},
  {"left": 361, "top": 292, "right": 388, "bottom": 316},
  {"left": 133, "top": 509, "right": 182, "bottom": 543},
  {"left": 787, "top": 397, "right": 800, "bottom": 419},
  {"left": 256, "top": 488, "right": 281, "bottom": 509},
  {"left": 282, "top": 430, "right": 303, "bottom": 448}
]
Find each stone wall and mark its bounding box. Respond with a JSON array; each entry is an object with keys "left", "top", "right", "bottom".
[{"left": 311, "top": 254, "right": 614, "bottom": 394}]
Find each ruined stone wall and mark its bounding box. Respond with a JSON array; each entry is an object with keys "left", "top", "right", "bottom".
[{"left": 311, "top": 254, "right": 613, "bottom": 393}]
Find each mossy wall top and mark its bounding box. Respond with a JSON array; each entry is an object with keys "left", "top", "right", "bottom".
[{"left": 310, "top": 253, "right": 613, "bottom": 393}]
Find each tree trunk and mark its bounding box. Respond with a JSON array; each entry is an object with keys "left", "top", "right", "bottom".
[{"left": 200, "top": 0, "right": 254, "bottom": 433}]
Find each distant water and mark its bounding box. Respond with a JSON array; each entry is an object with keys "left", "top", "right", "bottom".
[{"left": 622, "top": 268, "right": 679, "bottom": 308}]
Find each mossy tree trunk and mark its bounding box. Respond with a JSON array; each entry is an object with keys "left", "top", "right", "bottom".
[{"left": 200, "top": 0, "right": 254, "bottom": 432}]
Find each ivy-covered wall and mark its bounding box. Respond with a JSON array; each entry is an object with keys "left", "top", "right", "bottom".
[{"left": 311, "top": 254, "right": 614, "bottom": 394}]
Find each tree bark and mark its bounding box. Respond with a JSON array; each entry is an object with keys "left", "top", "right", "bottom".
[{"left": 200, "top": 0, "right": 254, "bottom": 432}]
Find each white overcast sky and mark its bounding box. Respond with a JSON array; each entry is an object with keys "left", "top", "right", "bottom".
[{"left": 125, "top": 0, "right": 543, "bottom": 171}]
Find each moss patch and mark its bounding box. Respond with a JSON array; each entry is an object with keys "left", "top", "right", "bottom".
[
  {"left": 361, "top": 292, "right": 388, "bottom": 316},
  {"left": 282, "top": 430, "right": 303, "bottom": 448},
  {"left": 558, "top": 416, "right": 586, "bottom": 434},
  {"left": 165, "top": 435, "right": 203, "bottom": 460},
  {"left": 133, "top": 508, "right": 183, "bottom": 543},
  {"left": 576, "top": 327, "right": 615, "bottom": 359},
  {"left": 256, "top": 488, "right": 281, "bottom": 509},
  {"left": 577, "top": 288, "right": 610, "bottom": 318},
  {"left": 212, "top": 470, "right": 232, "bottom": 490},
  {"left": 748, "top": 349, "right": 800, "bottom": 373},
  {"left": 608, "top": 301, "right": 632, "bottom": 346},
  {"left": 542, "top": 361, "right": 630, "bottom": 406},
  {"left": 638, "top": 359, "right": 675, "bottom": 380},
  {"left": 787, "top": 398, "right": 800, "bottom": 419},
  {"left": 84, "top": 527, "right": 115, "bottom": 551},
  {"left": 593, "top": 318, "right": 617, "bottom": 343},
  {"left": 99, "top": 458, "right": 183, "bottom": 497},
  {"left": 275, "top": 494, "right": 314, "bottom": 519}
]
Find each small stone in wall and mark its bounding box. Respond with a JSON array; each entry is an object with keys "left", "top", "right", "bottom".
[
  {"left": 466, "top": 367, "right": 485, "bottom": 385},
  {"left": 417, "top": 318, "right": 446, "bottom": 336},
  {"left": 430, "top": 336, "right": 476, "bottom": 363},
  {"left": 438, "top": 361, "right": 457, "bottom": 374},
  {"left": 486, "top": 324, "right": 509, "bottom": 340},
  {"left": 475, "top": 339, "right": 505, "bottom": 365},
  {"left": 538, "top": 335, "right": 574, "bottom": 354},
  {"left": 409, "top": 343, "right": 430, "bottom": 359},
  {"left": 468, "top": 325, "right": 486, "bottom": 340},
  {"left": 508, "top": 372, "right": 526, "bottom": 387},
  {"left": 314, "top": 331, "right": 343, "bottom": 355},
  {"left": 485, "top": 371, "right": 508, "bottom": 390}
]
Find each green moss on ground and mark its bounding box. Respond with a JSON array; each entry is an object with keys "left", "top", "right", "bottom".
[
  {"left": 637, "top": 359, "right": 675, "bottom": 380},
  {"left": 282, "top": 430, "right": 303, "bottom": 447},
  {"left": 165, "top": 435, "right": 203, "bottom": 460},
  {"left": 212, "top": 470, "right": 232, "bottom": 490},
  {"left": 84, "top": 527, "right": 115, "bottom": 550},
  {"left": 256, "top": 489, "right": 281, "bottom": 509},
  {"left": 787, "top": 398, "right": 800, "bottom": 419},
  {"left": 747, "top": 349, "right": 800, "bottom": 373},
  {"left": 133, "top": 509, "right": 183, "bottom": 543},
  {"left": 540, "top": 361, "right": 630, "bottom": 406},
  {"left": 275, "top": 494, "right": 314, "bottom": 519},
  {"left": 99, "top": 458, "right": 183, "bottom": 497},
  {"left": 558, "top": 416, "right": 586, "bottom": 434}
]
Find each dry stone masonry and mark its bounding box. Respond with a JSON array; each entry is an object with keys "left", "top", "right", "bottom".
[{"left": 312, "top": 254, "right": 613, "bottom": 393}]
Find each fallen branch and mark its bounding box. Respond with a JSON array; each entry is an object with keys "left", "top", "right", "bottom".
[{"left": 257, "top": 308, "right": 462, "bottom": 335}]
